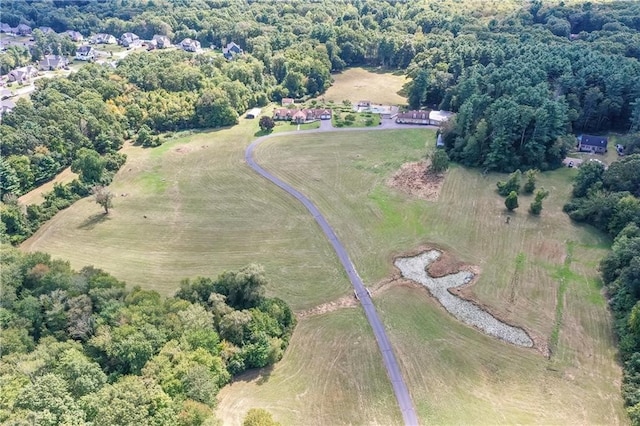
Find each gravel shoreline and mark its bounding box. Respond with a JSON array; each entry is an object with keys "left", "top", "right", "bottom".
[{"left": 395, "top": 250, "right": 534, "bottom": 348}]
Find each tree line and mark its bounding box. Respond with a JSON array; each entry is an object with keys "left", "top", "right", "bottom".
[
  {"left": 0, "top": 246, "right": 294, "bottom": 425},
  {"left": 564, "top": 154, "right": 640, "bottom": 423}
]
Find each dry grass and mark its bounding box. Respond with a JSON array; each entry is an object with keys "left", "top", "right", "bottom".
[
  {"left": 216, "top": 309, "right": 402, "bottom": 426},
  {"left": 21, "top": 120, "right": 351, "bottom": 311},
  {"left": 253, "top": 132, "right": 626, "bottom": 424},
  {"left": 21, "top": 123, "right": 626, "bottom": 424},
  {"left": 18, "top": 167, "right": 79, "bottom": 206},
  {"left": 319, "top": 67, "right": 408, "bottom": 106}
]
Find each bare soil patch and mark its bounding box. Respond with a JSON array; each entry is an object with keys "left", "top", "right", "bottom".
[
  {"left": 297, "top": 294, "right": 358, "bottom": 319},
  {"left": 387, "top": 160, "right": 444, "bottom": 201},
  {"left": 427, "top": 250, "right": 466, "bottom": 278}
]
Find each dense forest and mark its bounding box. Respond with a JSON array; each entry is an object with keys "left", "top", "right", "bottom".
[
  {"left": 0, "top": 246, "right": 294, "bottom": 425},
  {"left": 1, "top": 0, "right": 640, "bottom": 421}
]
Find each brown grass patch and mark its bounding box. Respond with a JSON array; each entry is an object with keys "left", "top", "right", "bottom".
[
  {"left": 297, "top": 294, "right": 358, "bottom": 319},
  {"left": 387, "top": 160, "right": 444, "bottom": 201}
]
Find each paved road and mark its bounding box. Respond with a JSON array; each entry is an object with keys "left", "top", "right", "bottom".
[{"left": 245, "top": 124, "right": 422, "bottom": 426}]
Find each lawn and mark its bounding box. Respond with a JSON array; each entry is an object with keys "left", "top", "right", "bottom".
[
  {"left": 332, "top": 107, "right": 381, "bottom": 128},
  {"left": 21, "top": 119, "right": 351, "bottom": 311},
  {"left": 217, "top": 308, "right": 401, "bottom": 425},
  {"left": 18, "top": 167, "right": 78, "bottom": 206},
  {"left": 318, "top": 67, "right": 408, "bottom": 106},
  {"left": 246, "top": 130, "right": 625, "bottom": 424},
  {"left": 21, "top": 124, "right": 626, "bottom": 424}
]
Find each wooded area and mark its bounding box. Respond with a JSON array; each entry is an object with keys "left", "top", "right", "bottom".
[{"left": 0, "top": 247, "right": 294, "bottom": 425}]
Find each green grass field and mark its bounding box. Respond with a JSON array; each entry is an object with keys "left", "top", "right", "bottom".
[{"left": 21, "top": 123, "right": 626, "bottom": 424}]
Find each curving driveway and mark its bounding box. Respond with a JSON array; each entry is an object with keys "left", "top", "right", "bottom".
[{"left": 245, "top": 121, "right": 427, "bottom": 426}]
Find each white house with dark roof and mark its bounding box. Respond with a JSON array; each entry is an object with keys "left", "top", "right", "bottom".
[
  {"left": 578, "top": 135, "right": 608, "bottom": 153},
  {"left": 222, "top": 41, "right": 243, "bottom": 59},
  {"left": 75, "top": 45, "right": 95, "bottom": 61}
]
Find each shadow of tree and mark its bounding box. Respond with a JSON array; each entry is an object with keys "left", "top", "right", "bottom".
[
  {"left": 78, "top": 212, "right": 110, "bottom": 230},
  {"left": 231, "top": 365, "right": 274, "bottom": 386}
]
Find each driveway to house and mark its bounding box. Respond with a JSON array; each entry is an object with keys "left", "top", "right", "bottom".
[{"left": 245, "top": 123, "right": 430, "bottom": 426}]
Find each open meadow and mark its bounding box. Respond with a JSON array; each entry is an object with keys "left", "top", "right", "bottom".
[
  {"left": 319, "top": 67, "right": 408, "bottom": 105},
  {"left": 22, "top": 120, "right": 626, "bottom": 423}
]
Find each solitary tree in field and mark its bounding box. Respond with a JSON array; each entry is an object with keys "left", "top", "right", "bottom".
[
  {"left": 430, "top": 149, "right": 450, "bottom": 174},
  {"left": 259, "top": 116, "right": 275, "bottom": 132},
  {"left": 505, "top": 191, "right": 519, "bottom": 211},
  {"left": 92, "top": 186, "right": 113, "bottom": 214}
]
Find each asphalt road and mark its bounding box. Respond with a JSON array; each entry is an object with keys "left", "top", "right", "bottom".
[{"left": 245, "top": 124, "right": 421, "bottom": 426}]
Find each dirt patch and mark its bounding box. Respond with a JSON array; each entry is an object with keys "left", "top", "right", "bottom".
[
  {"left": 174, "top": 146, "right": 192, "bottom": 154},
  {"left": 387, "top": 160, "right": 444, "bottom": 201},
  {"left": 297, "top": 294, "right": 358, "bottom": 319},
  {"left": 427, "top": 250, "right": 466, "bottom": 278}
]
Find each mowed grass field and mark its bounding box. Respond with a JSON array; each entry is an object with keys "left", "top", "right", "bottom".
[
  {"left": 18, "top": 167, "right": 78, "bottom": 206},
  {"left": 20, "top": 120, "right": 351, "bottom": 311},
  {"left": 22, "top": 121, "right": 625, "bottom": 423},
  {"left": 237, "top": 130, "right": 625, "bottom": 424},
  {"left": 320, "top": 67, "right": 408, "bottom": 105}
]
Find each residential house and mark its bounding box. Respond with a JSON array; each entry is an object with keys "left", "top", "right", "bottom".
[
  {"left": 396, "top": 110, "right": 430, "bottom": 125},
  {"left": 15, "top": 24, "right": 32, "bottom": 36},
  {"left": 152, "top": 34, "right": 171, "bottom": 49},
  {"left": 246, "top": 108, "right": 262, "bottom": 119},
  {"left": 578, "top": 135, "right": 608, "bottom": 153},
  {"left": 273, "top": 108, "right": 295, "bottom": 120},
  {"left": 358, "top": 100, "right": 371, "bottom": 108},
  {"left": 37, "top": 26, "right": 54, "bottom": 34},
  {"left": 65, "top": 30, "right": 84, "bottom": 42},
  {"left": 0, "top": 23, "right": 12, "bottom": 33},
  {"left": 38, "top": 54, "right": 68, "bottom": 71},
  {"left": 179, "top": 38, "right": 201, "bottom": 52},
  {"left": 0, "top": 99, "right": 16, "bottom": 117},
  {"left": 91, "top": 33, "right": 117, "bottom": 45},
  {"left": 274, "top": 108, "right": 331, "bottom": 123},
  {"left": 428, "top": 110, "right": 454, "bottom": 126},
  {"left": 282, "top": 98, "right": 295, "bottom": 106},
  {"left": 7, "top": 66, "right": 38, "bottom": 83},
  {"left": 75, "top": 45, "right": 95, "bottom": 61},
  {"left": 120, "top": 32, "right": 141, "bottom": 47},
  {"left": 7, "top": 66, "right": 37, "bottom": 83},
  {"left": 0, "top": 88, "right": 12, "bottom": 100},
  {"left": 222, "top": 41, "right": 243, "bottom": 59}
]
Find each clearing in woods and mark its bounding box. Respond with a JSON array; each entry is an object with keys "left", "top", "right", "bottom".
[
  {"left": 319, "top": 67, "right": 408, "bottom": 105},
  {"left": 18, "top": 167, "right": 78, "bottom": 206},
  {"left": 21, "top": 120, "right": 625, "bottom": 423}
]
